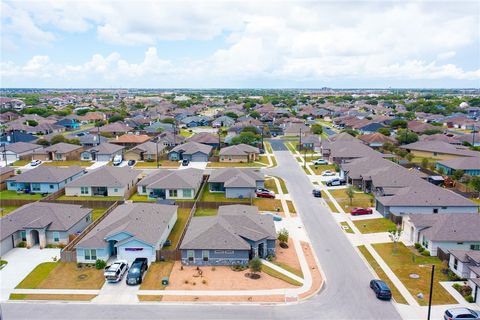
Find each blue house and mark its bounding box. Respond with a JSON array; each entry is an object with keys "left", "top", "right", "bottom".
[
  {"left": 358, "top": 122, "right": 386, "bottom": 134},
  {"left": 6, "top": 166, "right": 85, "bottom": 194},
  {"left": 436, "top": 157, "right": 480, "bottom": 176},
  {"left": 168, "top": 141, "right": 212, "bottom": 162},
  {"left": 75, "top": 203, "right": 177, "bottom": 263},
  {"left": 180, "top": 116, "right": 211, "bottom": 128},
  {"left": 208, "top": 168, "right": 265, "bottom": 199},
  {"left": 180, "top": 205, "right": 276, "bottom": 266},
  {"left": 55, "top": 117, "right": 80, "bottom": 130}
]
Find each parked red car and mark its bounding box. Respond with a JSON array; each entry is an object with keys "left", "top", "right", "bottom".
[
  {"left": 351, "top": 207, "right": 373, "bottom": 216},
  {"left": 256, "top": 190, "right": 275, "bottom": 198}
]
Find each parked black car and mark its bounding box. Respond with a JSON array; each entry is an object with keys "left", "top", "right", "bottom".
[
  {"left": 182, "top": 159, "right": 190, "bottom": 166},
  {"left": 312, "top": 189, "right": 322, "bottom": 198},
  {"left": 126, "top": 258, "right": 148, "bottom": 285},
  {"left": 370, "top": 279, "right": 392, "bottom": 300},
  {"left": 127, "top": 160, "right": 136, "bottom": 166}
]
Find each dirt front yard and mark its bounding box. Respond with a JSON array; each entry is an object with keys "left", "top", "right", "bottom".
[
  {"left": 273, "top": 239, "right": 303, "bottom": 278},
  {"left": 166, "top": 261, "right": 297, "bottom": 290},
  {"left": 298, "top": 241, "right": 324, "bottom": 300}
]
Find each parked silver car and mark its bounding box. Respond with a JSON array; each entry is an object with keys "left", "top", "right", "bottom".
[{"left": 444, "top": 308, "right": 480, "bottom": 320}]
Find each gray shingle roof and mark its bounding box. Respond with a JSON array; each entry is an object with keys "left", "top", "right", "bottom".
[
  {"left": 138, "top": 168, "right": 203, "bottom": 189},
  {"left": 180, "top": 205, "right": 276, "bottom": 250},
  {"left": 7, "top": 166, "right": 84, "bottom": 184},
  {"left": 219, "top": 144, "right": 259, "bottom": 156},
  {"left": 76, "top": 203, "right": 177, "bottom": 248},
  {"left": 208, "top": 168, "right": 264, "bottom": 188},
  {"left": 410, "top": 213, "right": 480, "bottom": 242},
  {"left": 65, "top": 166, "right": 139, "bottom": 188},
  {"left": 400, "top": 140, "right": 479, "bottom": 157},
  {"left": 377, "top": 186, "right": 477, "bottom": 207},
  {"left": 128, "top": 141, "right": 165, "bottom": 155},
  {"left": 170, "top": 141, "right": 212, "bottom": 155},
  {"left": 437, "top": 157, "right": 480, "bottom": 170},
  {"left": 85, "top": 142, "right": 124, "bottom": 155},
  {"left": 0, "top": 203, "right": 91, "bottom": 240},
  {"left": 43, "top": 142, "right": 82, "bottom": 154},
  {"left": 5, "top": 142, "right": 41, "bottom": 154}
]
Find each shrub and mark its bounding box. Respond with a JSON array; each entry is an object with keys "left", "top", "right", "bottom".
[
  {"left": 202, "top": 279, "right": 207, "bottom": 285},
  {"left": 95, "top": 259, "right": 106, "bottom": 270},
  {"left": 466, "top": 295, "right": 474, "bottom": 303},
  {"left": 418, "top": 247, "right": 425, "bottom": 253},
  {"left": 421, "top": 250, "right": 430, "bottom": 256},
  {"left": 17, "top": 241, "right": 26, "bottom": 248},
  {"left": 45, "top": 244, "right": 56, "bottom": 248},
  {"left": 184, "top": 280, "right": 189, "bottom": 284},
  {"left": 414, "top": 243, "right": 421, "bottom": 249}
]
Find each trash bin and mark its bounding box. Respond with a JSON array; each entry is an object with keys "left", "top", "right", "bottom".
[{"left": 162, "top": 277, "right": 169, "bottom": 285}]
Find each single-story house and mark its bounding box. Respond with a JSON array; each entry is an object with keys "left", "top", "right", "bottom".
[
  {"left": 218, "top": 144, "right": 260, "bottom": 163},
  {"left": 402, "top": 213, "right": 480, "bottom": 256},
  {"left": 75, "top": 203, "right": 177, "bottom": 263},
  {"left": 110, "top": 134, "right": 151, "bottom": 148},
  {"left": 180, "top": 205, "right": 276, "bottom": 266},
  {"left": 400, "top": 140, "right": 479, "bottom": 161},
  {"left": 180, "top": 115, "right": 211, "bottom": 127},
  {"left": 55, "top": 117, "right": 80, "bottom": 130},
  {"left": 187, "top": 132, "right": 220, "bottom": 148},
  {"left": 124, "top": 141, "right": 166, "bottom": 162},
  {"left": 212, "top": 116, "right": 235, "bottom": 128},
  {"left": 283, "top": 123, "right": 311, "bottom": 136},
  {"left": 144, "top": 122, "right": 175, "bottom": 134},
  {"left": 0, "top": 131, "right": 38, "bottom": 145},
  {"left": 91, "top": 122, "right": 132, "bottom": 136},
  {"left": 301, "top": 135, "right": 321, "bottom": 151},
  {"left": 448, "top": 250, "right": 480, "bottom": 304},
  {"left": 0, "top": 142, "right": 43, "bottom": 163},
  {"left": 168, "top": 141, "right": 212, "bottom": 162},
  {"left": 358, "top": 132, "right": 396, "bottom": 148},
  {"left": 357, "top": 122, "right": 386, "bottom": 134},
  {"left": 208, "top": 168, "right": 264, "bottom": 199},
  {"left": 157, "top": 131, "right": 186, "bottom": 147},
  {"left": 436, "top": 157, "right": 480, "bottom": 176},
  {"left": 80, "top": 142, "right": 125, "bottom": 162},
  {"left": 78, "top": 134, "right": 108, "bottom": 147},
  {"left": 0, "top": 167, "right": 14, "bottom": 190},
  {"left": 32, "top": 142, "right": 83, "bottom": 161},
  {"left": 64, "top": 166, "right": 140, "bottom": 198},
  {"left": 137, "top": 168, "right": 203, "bottom": 199},
  {"left": 0, "top": 202, "right": 92, "bottom": 255},
  {"left": 6, "top": 166, "right": 85, "bottom": 194}
]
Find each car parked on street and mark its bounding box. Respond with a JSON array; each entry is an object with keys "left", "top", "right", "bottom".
[
  {"left": 312, "top": 159, "right": 329, "bottom": 165},
  {"left": 444, "top": 308, "right": 479, "bottom": 320},
  {"left": 369, "top": 279, "right": 392, "bottom": 300},
  {"left": 30, "top": 160, "right": 41, "bottom": 166},
  {"left": 351, "top": 207, "right": 373, "bottom": 216},
  {"left": 312, "top": 189, "right": 322, "bottom": 197},
  {"left": 256, "top": 189, "right": 275, "bottom": 198},
  {"left": 127, "top": 160, "right": 136, "bottom": 166},
  {"left": 126, "top": 258, "right": 148, "bottom": 285},
  {"left": 322, "top": 170, "right": 335, "bottom": 176},
  {"left": 104, "top": 260, "right": 128, "bottom": 283},
  {"left": 326, "top": 178, "right": 346, "bottom": 187}
]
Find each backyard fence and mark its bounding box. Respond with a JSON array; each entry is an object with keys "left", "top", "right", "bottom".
[{"left": 156, "top": 249, "right": 181, "bottom": 261}]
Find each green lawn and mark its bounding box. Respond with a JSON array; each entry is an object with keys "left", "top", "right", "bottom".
[
  {"left": 134, "top": 160, "right": 180, "bottom": 168},
  {"left": 167, "top": 208, "right": 191, "bottom": 249},
  {"left": 262, "top": 264, "right": 302, "bottom": 286},
  {"left": 194, "top": 208, "right": 218, "bottom": 217},
  {"left": 91, "top": 208, "right": 108, "bottom": 221},
  {"left": 271, "top": 176, "right": 287, "bottom": 194},
  {"left": 340, "top": 222, "right": 354, "bottom": 234},
  {"left": 357, "top": 245, "right": 408, "bottom": 304},
  {"left": 308, "top": 164, "right": 336, "bottom": 175},
  {"left": 270, "top": 156, "right": 278, "bottom": 167},
  {"left": 328, "top": 189, "right": 374, "bottom": 212},
  {"left": 321, "top": 191, "right": 339, "bottom": 213},
  {"left": 129, "top": 193, "right": 155, "bottom": 202},
  {"left": 286, "top": 200, "right": 296, "bottom": 213},
  {"left": 264, "top": 178, "right": 279, "bottom": 194},
  {"left": 11, "top": 160, "right": 30, "bottom": 167},
  {"left": 353, "top": 218, "right": 397, "bottom": 234},
  {"left": 252, "top": 198, "right": 283, "bottom": 212},
  {"left": 42, "top": 161, "right": 93, "bottom": 167},
  {"left": 56, "top": 195, "right": 122, "bottom": 201},
  {"left": 180, "top": 129, "right": 193, "bottom": 138},
  {"left": 372, "top": 243, "right": 456, "bottom": 305},
  {"left": 0, "top": 190, "right": 44, "bottom": 200},
  {"left": 200, "top": 189, "right": 250, "bottom": 203},
  {"left": 257, "top": 155, "right": 270, "bottom": 166},
  {"left": 206, "top": 162, "right": 265, "bottom": 168},
  {"left": 265, "top": 142, "right": 273, "bottom": 154},
  {"left": 286, "top": 142, "right": 298, "bottom": 154},
  {"left": 1, "top": 206, "right": 21, "bottom": 216},
  {"left": 272, "top": 261, "right": 303, "bottom": 278},
  {"left": 16, "top": 262, "right": 58, "bottom": 289},
  {"left": 140, "top": 261, "right": 175, "bottom": 290}
]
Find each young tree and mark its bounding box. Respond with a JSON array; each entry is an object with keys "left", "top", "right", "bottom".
[
  {"left": 346, "top": 185, "right": 355, "bottom": 206},
  {"left": 453, "top": 170, "right": 464, "bottom": 181},
  {"left": 388, "top": 226, "right": 403, "bottom": 255},
  {"left": 396, "top": 129, "right": 418, "bottom": 144},
  {"left": 377, "top": 128, "right": 391, "bottom": 136},
  {"left": 421, "top": 158, "right": 429, "bottom": 169},
  {"left": 277, "top": 228, "right": 289, "bottom": 248},
  {"left": 469, "top": 176, "right": 480, "bottom": 198},
  {"left": 249, "top": 258, "right": 262, "bottom": 277},
  {"left": 311, "top": 124, "right": 323, "bottom": 135},
  {"left": 50, "top": 135, "right": 67, "bottom": 145}
]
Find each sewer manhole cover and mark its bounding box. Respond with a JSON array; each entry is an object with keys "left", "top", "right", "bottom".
[{"left": 409, "top": 273, "right": 420, "bottom": 279}]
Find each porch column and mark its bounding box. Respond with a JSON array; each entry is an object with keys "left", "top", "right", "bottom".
[
  {"left": 26, "top": 230, "right": 33, "bottom": 248},
  {"left": 39, "top": 230, "right": 47, "bottom": 249}
]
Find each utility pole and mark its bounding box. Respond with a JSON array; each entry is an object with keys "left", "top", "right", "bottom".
[
  {"left": 472, "top": 125, "right": 476, "bottom": 147},
  {"left": 303, "top": 148, "right": 307, "bottom": 169},
  {"left": 156, "top": 138, "right": 159, "bottom": 169},
  {"left": 261, "top": 126, "right": 264, "bottom": 151},
  {"left": 2, "top": 142, "right": 7, "bottom": 167},
  {"left": 427, "top": 265, "right": 435, "bottom": 320},
  {"left": 299, "top": 127, "right": 302, "bottom": 152}
]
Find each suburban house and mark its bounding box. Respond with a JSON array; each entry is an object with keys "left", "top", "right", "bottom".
[
  {"left": 208, "top": 168, "right": 264, "bottom": 199},
  {"left": 187, "top": 132, "right": 220, "bottom": 148},
  {"left": 75, "top": 203, "right": 177, "bottom": 263},
  {"left": 0, "top": 131, "right": 38, "bottom": 145},
  {"left": 218, "top": 144, "right": 260, "bottom": 163},
  {"left": 124, "top": 141, "right": 165, "bottom": 162},
  {"left": 212, "top": 116, "right": 235, "bottom": 128},
  {"left": 32, "top": 142, "right": 83, "bottom": 161},
  {"left": 375, "top": 186, "right": 479, "bottom": 218},
  {"left": 6, "top": 166, "right": 85, "bottom": 194},
  {"left": 0, "top": 202, "right": 92, "bottom": 255},
  {"left": 283, "top": 123, "right": 311, "bottom": 136},
  {"left": 78, "top": 134, "right": 108, "bottom": 147},
  {"left": 180, "top": 115, "right": 211, "bottom": 127},
  {"left": 168, "top": 141, "right": 213, "bottom": 162},
  {"left": 55, "top": 117, "right": 80, "bottom": 130},
  {"left": 110, "top": 134, "right": 151, "bottom": 148},
  {"left": 179, "top": 205, "right": 276, "bottom": 266},
  {"left": 137, "top": 168, "right": 203, "bottom": 199},
  {"left": 157, "top": 131, "right": 185, "bottom": 147},
  {"left": 403, "top": 213, "right": 480, "bottom": 256},
  {"left": 91, "top": 122, "right": 132, "bottom": 136},
  {"left": 0, "top": 142, "right": 43, "bottom": 163},
  {"left": 301, "top": 135, "right": 321, "bottom": 151},
  {"left": 80, "top": 142, "right": 125, "bottom": 162},
  {"left": 0, "top": 167, "right": 14, "bottom": 190},
  {"left": 436, "top": 157, "right": 480, "bottom": 176},
  {"left": 358, "top": 132, "right": 396, "bottom": 148},
  {"left": 64, "top": 166, "right": 140, "bottom": 198},
  {"left": 400, "top": 140, "right": 479, "bottom": 161},
  {"left": 448, "top": 250, "right": 480, "bottom": 304}
]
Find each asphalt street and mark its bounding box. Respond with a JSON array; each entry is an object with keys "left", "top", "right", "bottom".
[{"left": 1, "top": 140, "right": 402, "bottom": 320}]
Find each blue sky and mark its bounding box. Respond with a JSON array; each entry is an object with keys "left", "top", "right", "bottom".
[{"left": 1, "top": 1, "right": 479, "bottom": 88}]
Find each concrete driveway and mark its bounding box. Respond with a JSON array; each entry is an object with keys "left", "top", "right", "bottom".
[
  {"left": 180, "top": 161, "right": 207, "bottom": 170},
  {"left": 0, "top": 247, "right": 60, "bottom": 301},
  {"left": 86, "top": 161, "right": 109, "bottom": 170}
]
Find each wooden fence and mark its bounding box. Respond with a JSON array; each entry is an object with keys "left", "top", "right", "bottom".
[
  {"left": 156, "top": 249, "right": 181, "bottom": 261},
  {"left": 437, "top": 247, "right": 450, "bottom": 262},
  {"left": 0, "top": 199, "right": 38, "bottom": 207}
]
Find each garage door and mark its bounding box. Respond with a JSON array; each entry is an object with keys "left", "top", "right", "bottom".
[
  {"left": 0, "top": 236, "right": 14, "bottom": 256},
  {"left": 191, "top": 153, "right": 207, "bottom": 162},
  {"left": 118, "top": 247, "right": 154, "bottom": 263}
]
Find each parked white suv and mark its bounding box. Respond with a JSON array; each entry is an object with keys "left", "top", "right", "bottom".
[
  {"left": 112, "top": 154, "right": 123, "bottom": 166},
  {"left": 104, "top": 260, "right": 128, "bottom": 282}
]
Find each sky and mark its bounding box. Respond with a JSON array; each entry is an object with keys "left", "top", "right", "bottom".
[{"left": 1, "top": 0, "right": 479, "bottom": 88}]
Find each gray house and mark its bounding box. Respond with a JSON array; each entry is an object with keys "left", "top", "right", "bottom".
[
  {"left": 80, "top": 142, "right": 125, "bottom": 162},
  {"left": 180, "top": 205, "right": 276, "bottom": 266},
  {"left": 0, "top": 202, "right": 92, "bottom": 255},
  {"left": 168, "top": 141, "right": 212, "bottom": 162},
  {"left": 0, "top": 142, "right": 43, "bottom": 163},
  {"left": 208, "top": 168, "right": 264, "bottom": 199},
  {"left": 75, "top": 203, "right": 177, "bottom": 263},
  {"left": 137, "top": 168, "right": 203, "bottom": 199}
]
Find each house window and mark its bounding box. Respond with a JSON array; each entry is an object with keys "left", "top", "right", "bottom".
[
  {"left": 32, "top": 183, "right": 41, "bottom": 191},
  {"left": 53, "top": 232, "right": 59, "bottom": 242},
  {"left": 422, "top": 238, "right": 429, "bottom": 248},
  {"left": 86, "top": 215, "right": 90, "bottom": 223},
  {"left": 169, "top": 189, "right": 178, "bottom": 197},
  {"left": 471, "top": 244, "right": 480, "bottom": 250},
  {"left": 433, "top": 152, "right": 438, "bottom": 156},
  {"left": 80, "top": 187, "right": 89, "bottom": 195},
  {"left": 113, "top": 188, "right": 118, "bottom": 192},
  {"left": 214, "top": 250, "right": 224, "bottom": 254},
  {"left": 142, "top": 186, "right": 146, "bottom": 193},
  {"left": 202, "top": 250, "right": 209, "bottom": 261},
  {"left": 84, "top": 249, "right": 97, "bottom": 261},
  {"left": 433, "top": 209, "right": 438, "bottom": 214},
  {"left": 50, "top": 184, "right": 54, "bottom": 189},
  {"left": 20, "top": 231, "right": 26, "bottom": 241},
  {"left": 225, "top": 250, "right": 234, "bottom": 254},
  {"left": 55, "top": 154, "right": 62, "bottom": 160},
  {"left": 183, "top": 189, "right": 192, "bottom": 198},
  {"left": 187, "top": 250, "right": 194, "bottom": 262},
  {"left": 453, "top": 258, "right": 458, "bottom": 269}
]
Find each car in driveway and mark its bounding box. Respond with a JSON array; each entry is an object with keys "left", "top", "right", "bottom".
[
  {"left": 312, "top": 159, "right": 329, "bottom": 165},
  {"left": 30, "top": 160, "right": 41, "bottom": 166},
  {"left": 104, "top": 260, "right": 128, "bottom": 283},
  {"left": 326, "top": 178, "right": 346, "bottom": 187},
  {"left": 370, "top": 279, "right": 392, "bottom": 300},
  {"left": 182, "top": 159, "right": 190, "bottom": 166},
  {"left": 351, "top": 207, "right": 373, "bottom": 216},
  {"left": 322, "top": 170, "right": 335, "bottom": 176},
  {"left": 112, "top": 154, "right": 122, "bottom": 166},
  {"left": 126, "top": 258, "right": 148, "bottom": 285},
  {"left": 312, "top": 189, "right": 322, "bottom": 197},
  {"left": 256, "top": 189, "right": 275, "bottom": 198},
  {"left": 444, "top": 308, "right": 480, "bottom": 320}
]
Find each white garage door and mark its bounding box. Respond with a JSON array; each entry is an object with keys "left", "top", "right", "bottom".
[
  {"left": 0, "top": 236, "right": 14, "bottom": 256},
  {"left": 191, "top": 153, "right": 207, "bottom": 162},
  {"left": 118, "top": 247, "right": 154, "bottom": 264}
]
